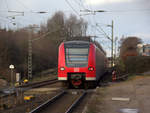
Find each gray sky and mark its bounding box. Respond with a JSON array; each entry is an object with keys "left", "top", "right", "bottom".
[{"left": 0, "top": 0, "right": 150, "bottom": 56}]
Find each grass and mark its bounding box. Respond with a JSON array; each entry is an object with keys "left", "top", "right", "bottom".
[{"left": 127, "top": 74, "right": 150, "bottom": 81}]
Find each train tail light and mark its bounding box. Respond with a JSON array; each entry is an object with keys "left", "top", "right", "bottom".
[
  {"left": 88, "top": 67, "right": 94, "bottom": 71},
  {"left": 60, "top": 67, "right": 65, "bottom": 71}
]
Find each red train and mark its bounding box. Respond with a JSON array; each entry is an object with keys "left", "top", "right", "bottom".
[{"left": 58, "top": 41, "right": 107, "bottom": 88}]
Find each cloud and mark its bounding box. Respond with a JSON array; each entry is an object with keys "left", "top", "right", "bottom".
[
  {"left": 135, "top": 33, "right": 150, "bottom": 39},
  {"left": 132, "top": 33, "right": 150, "bottom": 43},
  {"left": 85, "top": 0, "right": 133, "bottom": 5}
]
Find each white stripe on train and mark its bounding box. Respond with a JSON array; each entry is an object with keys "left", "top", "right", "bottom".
[{"left": 58, "top": 77, "right": 96, "bottom": 81}]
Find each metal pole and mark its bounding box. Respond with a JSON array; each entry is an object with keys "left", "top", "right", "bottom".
[
  {"left": 10, "top": 68, "right": 14, "bottom": 87},
  {"left": 114, "top": 37, "right": 118, "bottom": 64},
  {"left": 111, "top": 20, "right": 114, "bottom": 67},
  {"left": 28, "top": 31, "right": 32, "bottom": 79},
  {"left": 114, "top": 38, "right": 116, "bottom": 63},
  {"left": 11, "top": 69, "right": 13, "bottom": 86}
]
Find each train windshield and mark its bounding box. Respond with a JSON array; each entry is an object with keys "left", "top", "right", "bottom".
[{"left": 65, "top": 48, "right": 89, "bottom": 67}]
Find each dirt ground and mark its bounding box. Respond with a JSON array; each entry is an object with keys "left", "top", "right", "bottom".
[{"left": 85, "top": 75, "right": 150, "bottom": 113}]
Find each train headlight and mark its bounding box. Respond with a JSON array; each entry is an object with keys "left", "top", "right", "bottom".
[
  {"left": 60, "top": 67, "right": 65, "bottom": 71},
  {"left": 88, "top": 67, "right": 94, "bottom": 71}
]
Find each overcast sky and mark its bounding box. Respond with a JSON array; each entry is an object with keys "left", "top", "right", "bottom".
[{"left": 0, "top": 0, "right": 150, "bottom": 56}]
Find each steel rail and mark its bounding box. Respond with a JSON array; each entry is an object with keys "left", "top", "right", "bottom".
[
  {"left": 29, "top": 90, "right": 66, "bottom": 113},
  {"left": 29, "top": 79, "right": 58, "bottom": 88},
  {"left": 65, "top": 91, "right": 87, "bottom": 113},
  {"left": 18, "top": 78, "right": 58, "bottom": 88}
]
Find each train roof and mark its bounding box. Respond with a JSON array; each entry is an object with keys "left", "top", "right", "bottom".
[
  {"left": 64, "top": 40, "right": 90, "bottom": 44},
  {"left": 62, "top": 40, "right": 106, "bottom": 55},
  {"left": 64, "top": 40, "right": 90, "bottom": 48}
]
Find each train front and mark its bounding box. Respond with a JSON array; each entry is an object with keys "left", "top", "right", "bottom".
[{"left": 58, "top": 41, "right": 96, "bottom": 88}]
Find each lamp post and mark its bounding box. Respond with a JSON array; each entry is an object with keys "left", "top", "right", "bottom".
[{"left": 9, "top": 64, "right": 14, "bottom": 87}]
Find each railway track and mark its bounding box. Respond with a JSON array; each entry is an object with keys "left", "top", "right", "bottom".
[
  {"left": 29, "top": 90, "right": 87, "bottom": 113},
  {"left": 19, "top": 78, "right": 58, "bottom": 89},
  {"left": 0, "top": 78, "right": 58, "bottom": 97},
  {"left": 0, "top": 78, "right": 59, "bottom": 110}
]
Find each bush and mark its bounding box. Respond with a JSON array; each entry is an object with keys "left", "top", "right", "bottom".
[{"left": 124, "top": 56, "right": 150, "bottom": 74}]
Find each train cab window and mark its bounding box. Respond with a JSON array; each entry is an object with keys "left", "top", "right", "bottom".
[{"left": 65, "top": 48, "right": 89, "bottom": 67}]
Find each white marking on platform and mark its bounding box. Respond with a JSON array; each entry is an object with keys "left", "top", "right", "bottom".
[
  {"left": 112, "top": 97, "right": 130, "bottom": 101},
  {"left": 120, "top": 108, "right": 139, "bottom": 113}
]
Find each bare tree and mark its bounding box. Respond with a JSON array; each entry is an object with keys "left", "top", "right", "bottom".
[
  {"left": 120, "top": 36, "right": 142, "bottom": 60},
  {"left": 0, "top": 11, "right": 89, "bottom": 80},
  {"left": 65, "top": 14, "right": 87, "bottom": 38}
]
